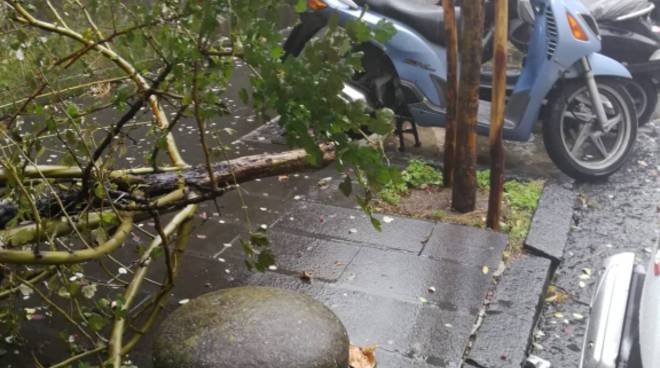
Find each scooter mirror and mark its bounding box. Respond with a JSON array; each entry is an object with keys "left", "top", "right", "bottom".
[{"left": 518, "top": 0, "right": 536, "bottom": 24}]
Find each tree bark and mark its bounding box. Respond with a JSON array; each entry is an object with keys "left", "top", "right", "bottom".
[
  {"left": 135, "top": 145, "right": 336, "bottom": 197},
  {"left": 452, "top": 0, "right": 484, "bottom": 213},
  {"left": 442, "top": 0, "right": 459, "bottom": 188},
  {"left": 486, "top": 0, "right": 508, "bottom": 230}
]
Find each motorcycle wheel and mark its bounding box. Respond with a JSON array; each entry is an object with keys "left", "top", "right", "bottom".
[
  {"left": 624, "top": 78, "right": 657, "bottom": 126},
  {"left": 543, "top": 78, "right": 637, "bottom": 182}
]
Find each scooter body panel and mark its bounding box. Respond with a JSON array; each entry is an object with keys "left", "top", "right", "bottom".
[
  {"left": 319, "top": 1, "right": 448, "bottom": 108},
  {"left": 294, "top": 0, "right": 631, "bottom": 142},
  {"left": 600, "top": 22, "right": 659, "bottom": 62},
  {"left": 564, "top": 52, "right": 633, "bottom": 79}
]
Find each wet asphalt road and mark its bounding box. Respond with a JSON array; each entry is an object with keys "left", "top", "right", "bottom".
[{"left": 532, "top": 119, "right": 660, "bottom": 367}]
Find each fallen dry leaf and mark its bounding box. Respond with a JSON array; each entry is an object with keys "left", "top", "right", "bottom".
[
  {"left": 545, "top": 285, "right": 570, "bottom": 304},
  {"left": 299, "top": 271, "right": 313, "bottom": 283},
  {"left": 349, "top": 345, "right": 377, "bottom": 368}
]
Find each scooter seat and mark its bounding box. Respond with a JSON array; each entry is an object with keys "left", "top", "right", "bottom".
[{"left": 359, "top": 0, "right": 459, "bottom": 46}]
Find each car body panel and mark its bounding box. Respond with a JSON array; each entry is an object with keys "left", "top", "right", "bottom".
[
  {"left": 639, "top": 241, "right": 660, "bottom": 368},
  {"left": 580, "top": 252, "right": 635, "bottom": 368}
]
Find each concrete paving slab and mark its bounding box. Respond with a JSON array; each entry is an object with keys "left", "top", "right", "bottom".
[
  {"left": 422, "top": 223, "right": 508, "bottom": 269},
  {"left": 524, "top": 181, "right": 576, "bottom": 261},
  {"left": 374, "top": 349, "right": 435, "bottom": 368},
  {"left": 302, "top": 166, "right": 368, "bottom": 209},
  {"left": 235, "top": 171, "right": 315, "bottom": 202},
  {"left": 409, "top": 305, "right": 477, "bottom": 368},
  {"left": 238, "top": 117, "right": 286, "bottom": 145},
  {"left": 167, "top": 252, "right": 251, "bottom": 300},
  {"left": 273, "top": 202, "right": 435, "bottom": 254},
  {"left": 182, "top": 219, "right": 243, "bottom": 258},
  {"left": 339, "top": 246, "right": 491, "bottom": 314},
  {"left": 210, "top": 191, "right": 296, "bottom": 228},
  {"left": 466, "top": 254, "right": 553, "bottom": 368},
  {"left": 247, "top": 272, "right": 474, "bottom": 367},
  {"left": 259, "top": 230, "right": 360, "bottom": 282}
]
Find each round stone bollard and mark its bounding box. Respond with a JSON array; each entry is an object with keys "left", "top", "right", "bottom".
[{"left": 153, "top": 286, "right": 349, "bottom": 368}]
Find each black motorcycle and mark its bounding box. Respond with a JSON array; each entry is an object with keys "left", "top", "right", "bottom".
[{"left": 510, "top": 0, "right": 660, "bottom": 125}]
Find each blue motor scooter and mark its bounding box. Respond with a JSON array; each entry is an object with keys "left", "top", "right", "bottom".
[{"left": 284, "top": 0, "right": 639, "bottom": 181}]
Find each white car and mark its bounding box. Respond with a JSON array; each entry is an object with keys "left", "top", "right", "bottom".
[{"left": 580, "top": 239, "right": 660, "bottom": 368}]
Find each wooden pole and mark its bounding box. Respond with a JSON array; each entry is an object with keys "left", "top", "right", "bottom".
[
  {"left": 486, "top": 0, "right": 508, "bottom": 230},
  {"left": 452, "top": 0, "right": 484, "bottom": 213},
  {"left": 442, "top": 0, "right": 459, "bottom": 188}
]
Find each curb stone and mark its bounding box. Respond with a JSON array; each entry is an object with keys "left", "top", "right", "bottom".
[
  {"left": 524, "top": 180, "right": 577, "bottom": 262},
  {"left": 465, "top": 179, "right": 577, "bottom": 367},
  {"left": 465, "top": 253, "right": 553, "bottom": 368}
]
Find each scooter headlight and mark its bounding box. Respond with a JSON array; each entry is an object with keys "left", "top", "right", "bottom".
[
  {"left": 308, "top": 0, "right": 360, "bottom": 11},
  {"left": 308, "top": 0, "right": 328, "bottom": 10},
  {"left": 567, "top": 12, "right": 589, "bottom": 42}
]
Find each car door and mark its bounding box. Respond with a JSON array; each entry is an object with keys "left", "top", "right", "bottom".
[{"left": 639, "top": 239, "right": 660, "bottom": 368}]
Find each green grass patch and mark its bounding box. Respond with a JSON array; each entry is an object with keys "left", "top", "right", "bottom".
[
  {"left": 503, "top": 179, "right": 544, "bottom": 249},
  {"left": 477, "top": 169, "right": 544, "bottom": 251},
  {"left": 476, "top": 169, "right": 491, "bottom": 190},
  {"left": 379, "top": 165, "right": 543, "bottom": 256},
  {"left": 379, "top": 160, "right": 442, "bottom": 205}
]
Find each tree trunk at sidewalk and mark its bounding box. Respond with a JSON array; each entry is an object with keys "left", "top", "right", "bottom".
[
  {"left": 442, "top": 0, "right": 459, "bottom": 188},
  {"left": 486, "top": 0, "right": 508, "bottom": 230},
  {"left": 452, "top": 0, "right": 485, "bottom": 213}
]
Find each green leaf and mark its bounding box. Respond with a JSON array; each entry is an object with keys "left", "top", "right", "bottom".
[
  {"left": 370, "top": 216, "right": 382, "bottom": 232},
  {"left": 239, "top": 88, "right": 250, "bottom": 104},
  {"left": 346, "top": 20, "right": 372, "bottom": 43},
  {"left": 45, "top": 117, "right": 56, "bottom": 132},
  {"left": 250, "top": 232, "right": 270, "bottom": 248},
  {"left": 255, "top": 250, "right": 275, "bottom": 272},
  {"left": 94, "top": 183, "right": 106, "bottom": 199},
  {"left": 270, "top": 46, "right": 283, "bottom": 59},
  {"left": 101, "top": 212, "right": 116, "bottom": 225},
  {"left": 373, "top": 20, "right": 397, "bottom": 43},
  {"left": 66, "top": 103, "right": 80, "bottom": 119},
  {"left": 339, "top": 176, "right": 352, "bottom": 197},
  {"left": 294, "top": 0, "right": 307, "bottom": 13},
  {"left": 240, "top": 239, "right": 254, "bottom": 256}
]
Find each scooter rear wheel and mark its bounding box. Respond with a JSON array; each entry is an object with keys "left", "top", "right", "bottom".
[{"left": 543, "top": 78, "right": 637, "bottom": 182}]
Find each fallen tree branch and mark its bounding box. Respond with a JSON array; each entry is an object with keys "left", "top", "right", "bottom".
[
  {"left": 107, "top": 203, "right": 197, "bottom": 368},
  {"left": 135, "top": 144, "right": 336, "bottom": 197},
  {"left": 0, "top": 215, "right": 133, "bottom": 264},
  {"left": 0, "top": 145, "right": 336, "bottom": 222},
  {"left": 7, "top": 0, "right": 186, "bottom": 166}
]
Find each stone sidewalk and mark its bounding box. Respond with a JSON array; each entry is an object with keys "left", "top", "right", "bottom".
[
  {"left": 1, "top": 137, "right": 511, "bottom": 368},
  {"left": 124, "top": 161, "right": 509, "bottom": 368}
]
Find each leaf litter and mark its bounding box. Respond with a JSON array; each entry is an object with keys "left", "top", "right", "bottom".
[{"left": 349, "top": 344, "right": 377, "bottom": 368}]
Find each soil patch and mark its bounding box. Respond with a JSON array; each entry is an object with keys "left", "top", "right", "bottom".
[{"left": 374, "top": 186, "right": 502, "bottom": 229}]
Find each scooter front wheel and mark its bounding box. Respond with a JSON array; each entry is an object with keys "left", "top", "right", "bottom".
[{"left": 543, "top": 78, "right": 637, "bottom": 182}]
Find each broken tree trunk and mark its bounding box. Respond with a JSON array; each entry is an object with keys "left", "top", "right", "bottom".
[
  {"left": 486, "top": 0, "right": 508, "bottom": 230},
  {"left": 452, "top": 0, "right": 484, "bottom": 213},
  {"left": 135, "top": 145, "right": 336, "bottom": 197},
  {"left": 0, "top": 145, "right": 336, "bottom": 228},
  {"left": 442, "top": 0, "right": 459, "bottom": 188}
]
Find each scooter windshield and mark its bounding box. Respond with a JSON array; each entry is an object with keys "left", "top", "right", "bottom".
[{"left": 581, "top": 0, "right": 652, "bottom": 21}]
